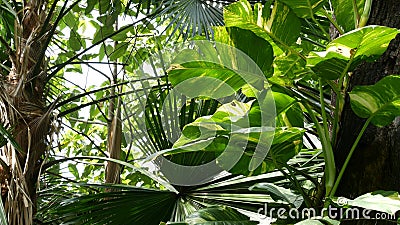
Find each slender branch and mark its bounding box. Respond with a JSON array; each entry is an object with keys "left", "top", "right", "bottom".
[
  {"left": 321, "top": 8, "right": 344, "bottom": 36},
  {"left": 44, "top": 170, "right": 99, "bottom": 192},
  {"left": 33, "top": 0, "right": 80, "bottom": 77},
  {"left": 68, "top": 117, "right": 107, "bottom": 126},
  {"left": 57, "top": 83, "right": 168, "bottom": 118},
  {"left": 46, "top": 10, "right": 161, "bottom": 83},
  {"left": 61, "top": 122, "right": 108, "bottom": 157},
  {"left": 54, "top": 78, "right": 152, "bottom": 109}
]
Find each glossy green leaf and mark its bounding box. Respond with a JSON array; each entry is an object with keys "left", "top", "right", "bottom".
[
  {"left": 229, "top": 127, "right": 304, "bottom": 176},
  {"left": 349, "top": 75, "right": 400, "bottom": 127},
  {"left": 110, "top": 42, "right": 127, "bottom": 61},
  {"left": 274, "top": 91, "right": 304, "bottom": 128},
  {"left": 168, "top": 62, "right": 247, "bottom": 98},
  {"left": 169, "top": 100, "right": 254, "bottom": 157},
  {"left": 279, "top": 0, "right": 326, "bottom": 18},
  {"left": 224, "top": 0, "right": 301, "bottom": 54},
  {"left": 0, "top": 123, "right": 21, "bottom": 152},
  {"left": 331, "top": 26, "right": 399, "bottom": 61},
  {"left": 307, "top": 26, "right": 399, "bottom": 79},
  {"left": 68, "top": 163, "right": 80, "bottom": 179},
  {"left": 249, "top": 183, "right": 303, "bottom": 208},
  {"left": 185, "top": 206, "right": 257, "bottom": 225},
  {"left": 215, "top": 26, "right": 274, "bottom": 77},
  {"left": 338, "top": 191, "right": 400, "bottom": 215},
  {"left": 295, "top": 220, "right": 325, "bottom": 225},
  {"left": 331, "top": 0, "right": 366, "bottom": 32},
  {"left": 69, "top": 30, "right": 82, "bottom": 51},
  {"left": 273, "top": 53, "right": 311, "bottom": 85}
]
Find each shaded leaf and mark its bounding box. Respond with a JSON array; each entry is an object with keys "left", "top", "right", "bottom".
[
  {"left": 295, "top": 219, "right": 325, "bottom": 225},
  {"left": 338, "top": 191, "right": 400, "bottom": 215},
  {"left": 279, "top": 0, "right": 326, "bottom": 18},
  {"left": 249, "top": 183, "right": 303, "bottom": 208},
  {"left": 349, "top": 75, "right": 400, "bottom": 126},
  {"left": 48, "top": 186, "right": 177, "bottom": 225}
]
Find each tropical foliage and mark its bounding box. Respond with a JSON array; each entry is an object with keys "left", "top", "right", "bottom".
[{"left": 0, "top": 0, "right": 400, "bottom": 225}]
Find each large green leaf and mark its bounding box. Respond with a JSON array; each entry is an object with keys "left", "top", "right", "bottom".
[
  {"left": 272, "top": 53, "right": 311, "bottom": 87},
  {"left": 168, "top": 41, "right": 267, "bottom": 96},
  {"left": 295, "top": 217, "right": 340, "bottom": 225},
  {"left": 273, "top": 91, "right": 304, "bottom": 128},
  {"left": 184, "top": 206, "right": 258, "bottom": 225},
  {"left": 214, "top": 26, "right": 274, "bottom": 77},
  {"left": 167, "top": 100, "right": 268, "bottom": 166},
  {"left": 165, "top": 96, "right": 302, "bottom": 176},
  {"left": 331, "top": 0, "right": 366, "bottom": 32},
  {"left": 224, "top": 0, "right": 301, "bottom": 55},
  {"left": 338, "top": 191, "right": 400, "bottom": 215},
  {"left": 307, "top": 26, "right": 399, "bottom": 80},
  {"left": 168, "top": 62, "right": 248, "bottom": 98},
  {"left": 249, "top": 183, "right": 303, "bottom": 208},
  {"left": 47, "top": 186, "right": 177, "bottom": 225},
  {"left": 225, "top": 127, "right": 304, "bottom": 176},
  {"left": 349, "top": 75, "right": 400, "bottom": 127},
  {"left": 295, "top": 220, "right": 325, "bottom": 225},
  {"left": 278, "top": 0, "right": 326, "bottom": 18}
]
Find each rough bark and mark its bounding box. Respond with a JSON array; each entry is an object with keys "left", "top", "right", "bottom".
[
  {"left": 0, "top": 0, "right": 50, "bottom": 224},
  {"left": 334, "top": 1, "right": 400, "bottom": 224}
]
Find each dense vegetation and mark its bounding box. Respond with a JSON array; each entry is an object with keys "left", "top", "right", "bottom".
[{"left": 0, "top": 0, "right": 399, "bottom": 224}]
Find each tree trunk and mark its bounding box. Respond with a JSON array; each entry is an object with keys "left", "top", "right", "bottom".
[
  {"left": 0, "top": 0, "right": 50, "bottom": 224},
  {"left": 105, "top": 25, "right": 122, "bottom": 185},
  {"left": 334, "top": 1, "right": 400, "bottom": 224}
]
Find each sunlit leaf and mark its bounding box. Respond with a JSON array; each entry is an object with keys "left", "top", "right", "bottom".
[
  {"left": 215, "top": 26, "right": 274, "bottom": 77},
  {"left": 331, "top": 0, "right": 366, "bottom": 32},
  {"left": 224, "top": 0, "right": 301, "bottom": 55},
  {"left": 307, "top": 26, "right": 399, "bottom": 79}
]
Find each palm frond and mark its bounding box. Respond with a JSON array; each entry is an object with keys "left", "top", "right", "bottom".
[{"left": 127, "top": 0, "right": 267, "bottom": 41}]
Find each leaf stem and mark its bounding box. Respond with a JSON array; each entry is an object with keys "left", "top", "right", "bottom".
[
  {"left": 303, "top": 102, "right": 335, "bottom": 196},
  {"left": 311, "top": 14, "right": 330, "bottom": 40},
  {"left": 331, "top": 57, "right": 354, "bottom": 148},
  {"left": 319, "top": 78, "right": 330, "bottom": 141},
  {"left": 329, "top": 117, "right": 372, "bottom": 197},
  {"left": 359, "top": 0, "right": 373, "bottom": 27},
  {"left": 321, "top": 8, "right": 344, "bottom": 35},
  {"left": 352, "top": 0, "right": 360, "bottom": 28}
]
